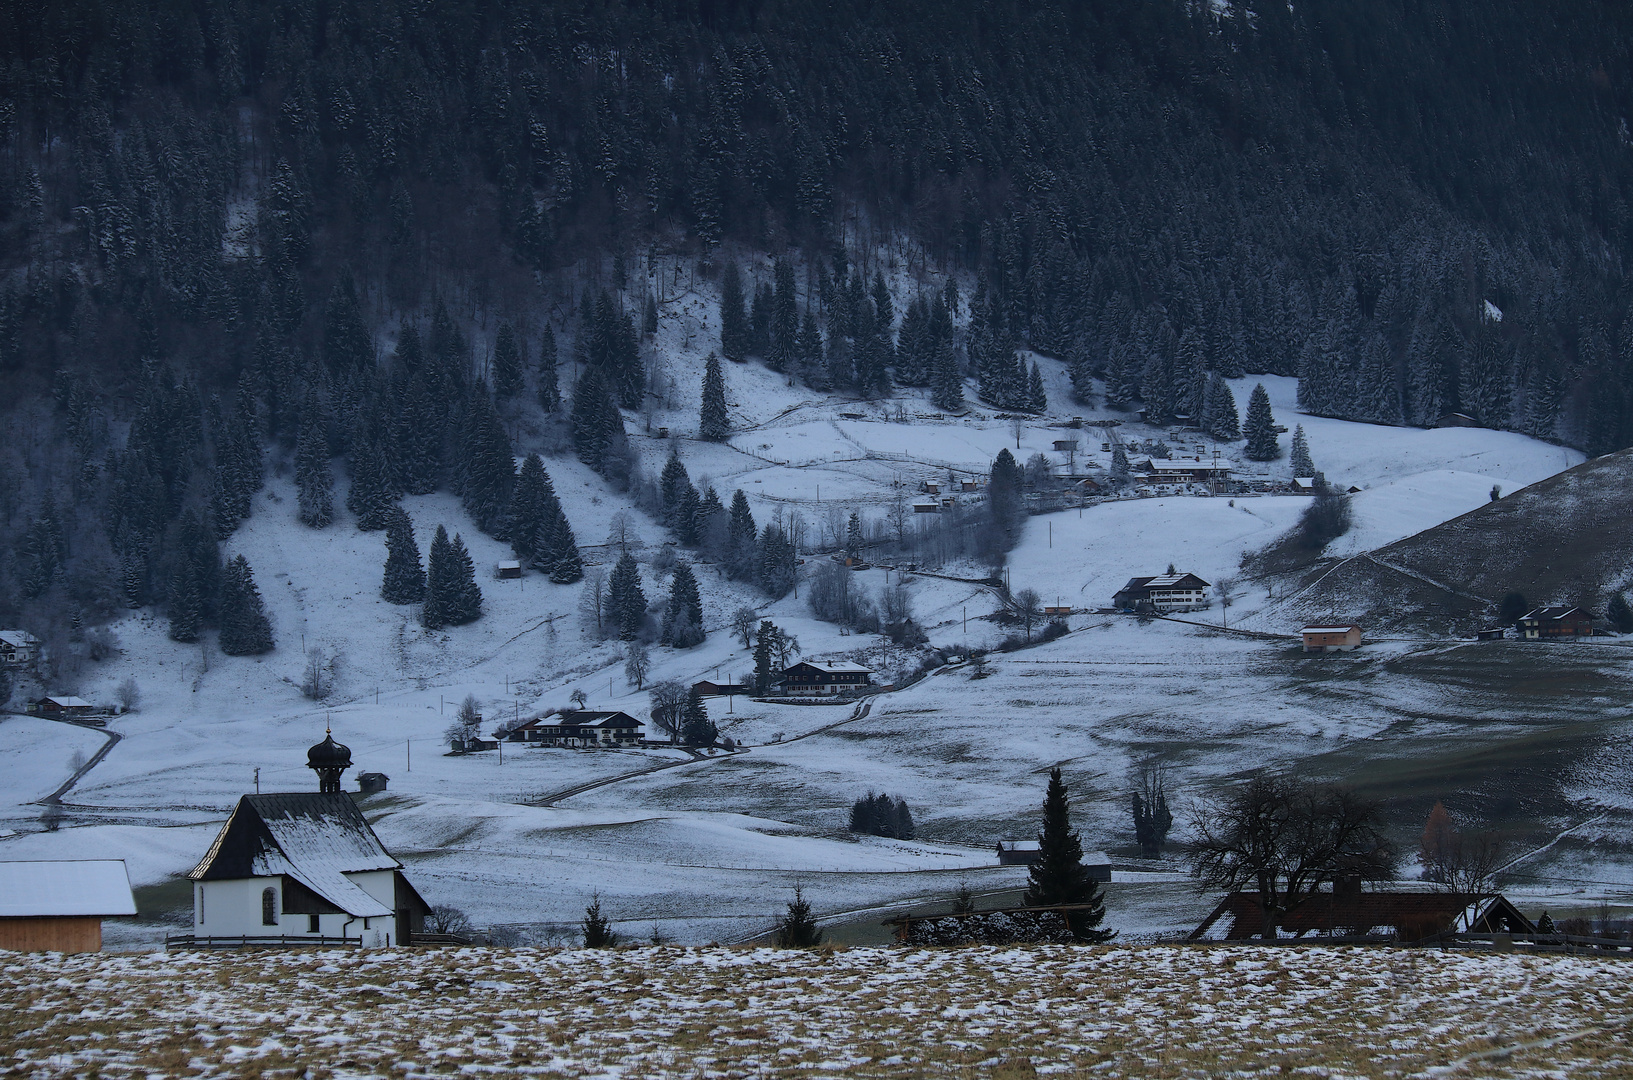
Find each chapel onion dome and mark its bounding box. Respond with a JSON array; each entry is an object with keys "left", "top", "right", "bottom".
[{"left": 307, "top": 732, "right": 352, "bottom": 772}]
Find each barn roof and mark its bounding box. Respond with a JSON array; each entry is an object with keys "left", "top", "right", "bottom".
[
  {"left": 0, "top": 860, "right": 137, "bottom": 918},
  {"left": 1522, "top": 606, "right": 1589, "bottom": 621},
  {"left": 189, "top": 793, "right": 399, "bottom": 918},
  {"left": 1302, "top": 624, "right": 1360, "bottom": 634},
  {"left": 1145, "top": 573, "right": 1210, "bottom": 589},
  {"left": 1189, "top": 890, "right": 1535, "bottom": 941}
]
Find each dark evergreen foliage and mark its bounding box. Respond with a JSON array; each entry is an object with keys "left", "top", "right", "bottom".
[
  {"left": 1498, "top": 591, "right": 1529, "bottom": 627},
  {"left": 661, "top": 561, "right": 705, "bottom": 648},
  {"left": 381, "top": 509, "right": 427, "bottom": 604},
  {"left": 775, "top": 886, "right": 823, "bottom": 948},
  {"left": 457, "top": 384, "right": 515, "bottom": 536},
  {"left": 720, "top": 262, "right": 749, "bottom": 362},
  {"left": 848, "top": 793, "right": 915, "bottom": 839},
  {"left": 492, "top": 323, "right": 523, "bottom": 400},
  {"left": 609, "top": 553, "right": 647, "bottom": 641},
  {"left": 219, "top": 555, "right": 275, "bottom": 655},
  {"left": 422, "top": 525, "right": 482, "bottom": 629},
  {"left": 295, "top": 385, "right": 335, "bottom": 528},
  {"left": 1608, "top": 593, "right": 1633, "bottom": 634},
  {"left": 680, "top": 687, "right": 716, "bottom": 746},
  {"left": 1026, "top": 768, "right": 1113, "bottom": 942},
  {"left": 537, "top": 327, "right": 561, "bottom": 413},
  {"left": 700, "top": 353, "right": 730, "bottom": 441},
  {"left": 726, "top": 490, "right": 758, "bottom": 581},
  {"left": 570, "top": 367, "right": 626, "bottom": 475},
  {"left": 581, "top": 895, "right": 617, "bottom": 948},
  {"left": 1243, "top": 384, "right": 1281, "bottom": 462},
  {"left": 757, "top": 522, "right": 797, "bottom": 599}
]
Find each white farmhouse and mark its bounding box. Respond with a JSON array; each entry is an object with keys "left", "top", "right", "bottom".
[
  {"left": 184, "top": 733, "right": 429, "bottom": 948},
  {"left": 0, "top": 629, "right": 39, "bottom": 667}
]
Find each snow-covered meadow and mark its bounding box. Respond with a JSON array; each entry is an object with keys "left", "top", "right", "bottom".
[{"left": 6, "top": 944, "right": 1633, "bottom": 1078}]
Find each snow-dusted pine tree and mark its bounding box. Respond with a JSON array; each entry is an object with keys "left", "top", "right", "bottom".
[
  {"left": 219, "top": 555, "right": 275, "bottom": 655},
  {"left": 381, "top": 509, "right": 426, "bottom": 603},
  {"left": 700, "top": 353, "right": 730, "bottom": 441},
  {"left": 1289, "top": 425, "right": 1315, "bottom": 477},
  {"left": 1243, "top": 383, "right": 1281, "bottom": 461}
]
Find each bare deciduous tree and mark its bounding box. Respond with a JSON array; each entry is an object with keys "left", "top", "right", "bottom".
[
  {"left": 1014, "top": 588, "right": 1042, "bottom": 641},
  {"left": 1190, "top": 775, "right": 1397, "bottom": 938},
  {"left": 116, "top": 676, "right": 140, "bottom": 712},
  {"left": 1420, "top": 801, "right": 1505, "bottom": 892},
  {"left": 649, "top": 679, "right": 688, "bottom": 742},
  {"left": 731, "top": 606, "right": 759, "bottom": 650},
  {"left": 624, "top": 641, "right": 651, "bottom": 690}
]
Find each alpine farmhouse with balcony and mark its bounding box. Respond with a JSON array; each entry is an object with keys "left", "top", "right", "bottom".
[
  {"left": 1112, "top": 573, "right": 1212, "bottom": 613},
  {"left": 779, "top": 661, "right": 874, "bottom": 696},
  {"left": 504, "top": 709, "right": 644, "bottom": 747}
]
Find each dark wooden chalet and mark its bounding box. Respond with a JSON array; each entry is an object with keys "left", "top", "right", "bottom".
[
  {"left": 27, "top": 695, "right": 99, "bottom": 718},
  {"left": 692, "top": 680, "right": 752, "bottom": 698},
  {"left": 1189, "top": 889, "right": 1535, "bottom": 941},
  {"left": 779, "top": 661, "right": 873, "bottom": 696},
  {"left": 1519, "top": 606, "right": 1593, "bottom": 640},
  {"left": 505, "top": 709, "right": 643, "bottom": 747}
]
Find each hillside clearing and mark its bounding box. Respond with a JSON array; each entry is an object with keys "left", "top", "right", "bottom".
[{"left": 4, "top": 944, "right": 1633, "bottom": 1078}]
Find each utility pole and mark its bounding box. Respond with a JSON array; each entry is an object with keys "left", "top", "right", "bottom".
[
  {"left": 406, "top": 740, "right": 411, "bottom": 772},
  {"left": 254, "top": 767, "right": 260, "bottom": 794}
]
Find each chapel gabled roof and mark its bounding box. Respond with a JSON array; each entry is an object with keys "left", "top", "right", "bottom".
[{"left": 189, "top": 793, "right": 399, "bottom": 917}]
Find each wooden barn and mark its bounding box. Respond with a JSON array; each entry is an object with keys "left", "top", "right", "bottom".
[
  {"left": 0, "top": 859, "right": 137, "bottom": 952},
  {"left": 996, "top": 842, "right": 1111, "bottom": 880},
  {"left": 1189, "top": 888, "right": 1535, "bottom": 941},
  {"left": 27, "top": 695, "right": 99, "bottom": 718}
]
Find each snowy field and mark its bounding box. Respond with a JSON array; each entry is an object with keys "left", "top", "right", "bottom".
[
  {"left": 0, "top": 283, "right": 1603, "bottom": 941},
  {"left": 6, "top": 944, "right": 1633, "bottom": 1078}
]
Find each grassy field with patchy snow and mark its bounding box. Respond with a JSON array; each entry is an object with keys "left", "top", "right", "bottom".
[{"left": 5, "top": 944, "right": 1633, "bottom": 1078}]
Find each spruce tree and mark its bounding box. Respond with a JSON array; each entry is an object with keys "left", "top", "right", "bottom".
[
  {"left": 492, "top": 323, "right": 523, "bottom": 400},
  {"left": 609, "top": 553, "right": 646, "bottom": 641},
  {"left": 1608, "top": 593, "right": 1633, "bottom": 634},
  {"left": 537, "top": 488, "right": 584, "bottom": 584},
  {"left": 381, "top": 509, "right": 427, "bottom": 603},
  {"left": 1027, "top": 361, "right": 1047, "bottom": 412},
  {"left": 700, "top": 352, "right": 730, "bottom": 441},
  {"left": 295, "top": 385, "right": 334, "bottom": 528},
  {"left": 1289, "top": 425, "right": 1316, "bottom": 477},
  {"left": 720, "top": 261, "right": 748, "bottom": 362},
  {"left": 422, "top": 525, "right": 456, "bottom": 629},
  {"left": 570, "top": 367, "right": 625, "bottom": 472},
  {"left": 757, "top": 523, "right": 796, "bottom": 599},
  {"left": 769, "top": 258, "right": 798, "bottom": 373},
  {"left": 219, "top": 555, "right": 274, "bottom": 655},
  {"left": 776, "top": 886, "right": 823, "bottom": 948},
  {"left": 1203, "top": 374, "right": 1240, "bottom": 440},
  {"left": 537, "top": 326, "right": 560, "bottom": 412},
  {"left": 796, "top": 306, "right": 827, "bottom": 389},
  {"left": 659, "top": 450, "right": 693, "bottom": 529},
  {"left": 726, "top": 490, "right": 758, "bottom": 580},
  {"left": 662, "top": 561, "right": 705, "bottom": 647},
  {"left": 506, "top": 454, "right": 551, "bottom": 561},
  {"left": 458, "top": 385, "right": 515, "bottom": 536},
  {"left": 931, "top": 324, "right": 965, "bottom": 412},
  {"left": 346, "top": 432, "right": 397, "bottom": 531},
  {"left": 447, "top": 533, "right": 484, "bottom": 624},
  {"left": 681, "top": 687, "right": 716, "bottom": 746},
  {"left": 1025, "top": 767, "right": 1113, "bottom": 942},
  {"left": 1243, "top": 383, "right": 1281, "bottom": 461},
  {"left": 167, "top": 557, "right": 203, "bottom": 643}
]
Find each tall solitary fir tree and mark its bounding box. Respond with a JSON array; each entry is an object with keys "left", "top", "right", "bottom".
[
  {"left": 381, "top": 509, "right": 426, "bottom": 603},
  {"left": 219, "top": 555, "right": 275, "bottom": 655},
  {"left": 1289, "top": 425, "right": 1316, "bottom": 477},
  {"left": 1025, "top": 767, "right": 1113, "bottom": 942},
  {"left": 505, "top": 454, "right": 551, "bottom": 562},
  {"left": 1243, "top": 383, "right": 1281, "bottom": 461},
  {"left": 725, "top": 489, "right": 758, "bottom": 581},
  {"left": 700, "top": 352, "right": 730, "bottom": 441},
  {"left": 609, "top": 553, "right": 646, "bottom": 641},
  {"left": 296, "top": 384, "right": 334, "bottom": 527},
  {"left": 535, "top": 474, "right": 584, "bottom": 584},
  {"left": 681, "top": 687, "right": 716, "bottom": 746}
]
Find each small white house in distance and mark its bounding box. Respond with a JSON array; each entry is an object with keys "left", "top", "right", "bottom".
[
  {"left": 0, "top": 859, "right": 137, "bottom": 952},
  {"left": 188, "top": 792, "right": 430, "bottom": 947},
  {"left": 0, "top": 629, "right": 40, "bottom": 667}
]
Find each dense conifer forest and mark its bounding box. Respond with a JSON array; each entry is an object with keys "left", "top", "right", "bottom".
[{"left": 1, "top": 0, "right": 1630, "bottom": 645}]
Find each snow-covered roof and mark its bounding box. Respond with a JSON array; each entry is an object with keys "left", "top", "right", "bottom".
[
  {"left": 190, "top": 794, "right": 400, "bottom": 918},
  {"left": 1522, "top": 606, "right": 1588, "bottom": 621},
  {"left": 1144, "top": 458, "right": 1236, "bottom": 472},
  {"left": 0, "top": 860, "right": 137, "bottom": 917},
  {"left": 1145, "top": 573, "right": 1209, "bottom": 589},
  {"left": 797, "top": 661, "right": 874, "bottom": 674},
  {"left": 41, "top": 696, "right": 93, "bottom": 708},
  {"left": 1302, "top": 625, "right": 1360, "bottom": 634},
  {"left": 0, "top": 630, "right": 38, "bottom": 647}
]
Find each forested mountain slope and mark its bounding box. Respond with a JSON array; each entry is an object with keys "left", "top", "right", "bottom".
[{"left": 1, "top": 0, "right": 1630, "bottom": 645}]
